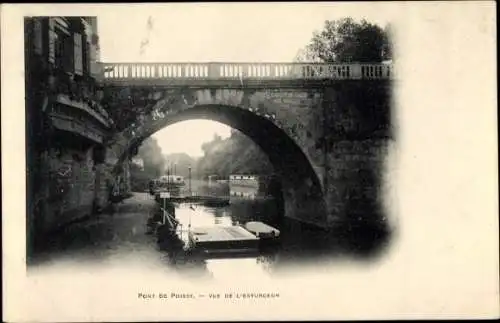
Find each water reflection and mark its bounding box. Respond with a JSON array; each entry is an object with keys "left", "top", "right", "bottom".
[
  {"left": 161, "top": 183, "right": 281, "bottom": 277},
  {"left": 162, "top": 179, "right": 392, "bottom": 276}
]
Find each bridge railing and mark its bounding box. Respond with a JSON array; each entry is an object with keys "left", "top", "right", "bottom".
[{"left": 99, "top": 62, "right": 392, "bottom": 81}]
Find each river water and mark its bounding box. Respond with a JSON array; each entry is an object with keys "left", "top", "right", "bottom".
[
  {"left": 153, "top": 180, "right": 391, "bottom": 279},
  {"left": 29, "top": 180, "right": 391, "bottom": 280}
]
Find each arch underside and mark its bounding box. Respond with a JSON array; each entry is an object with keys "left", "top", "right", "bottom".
[{"left": 111, "top": 104, "right": 328, "bottom": 226}]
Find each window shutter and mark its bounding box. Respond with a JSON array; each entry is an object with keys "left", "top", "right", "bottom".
[
  {"left": 48, "top": 19, "right": 56, "bottom": 64},
  {"left": 62, "top": 34, "right": 74, "bottom": 73},
  {"left": 33, "top": 19, "right": 43, "bottom": 55},
  {"left": 74, "top": 32, "right": 83, "bottom": 75}
]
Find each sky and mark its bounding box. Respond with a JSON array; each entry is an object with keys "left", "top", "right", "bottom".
[{"left": 96, "top": 3, "right": 394, "bottom": 157}]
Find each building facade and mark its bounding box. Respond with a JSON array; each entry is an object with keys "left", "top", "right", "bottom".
[
  {"left": 229, "top": 174, "right": 260, "bottom": 188},
  {"left": 25, "top": 17, "right": 113, "bottom": 254}
]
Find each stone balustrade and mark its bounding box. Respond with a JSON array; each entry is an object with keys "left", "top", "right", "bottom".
[{"left": 99, "top": 62, "right": 392, "bottom": 82}]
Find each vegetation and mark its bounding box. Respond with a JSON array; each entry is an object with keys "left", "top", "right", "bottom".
[
  {"left": 129, "top": 137, "right": 165, "bottom": 191},
  {"left": 295, "top": 18, "right": 392, "bottom": 63},
  {"left": 163, "top": 152, "right": 197, "bottom": 179},
  {"left": 196, "top": 130, "right": 273, "bottom": 179}
]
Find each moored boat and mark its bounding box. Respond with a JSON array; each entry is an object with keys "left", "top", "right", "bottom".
[{"left": 244, "top": 221, "right": 280, "bottom": 239}]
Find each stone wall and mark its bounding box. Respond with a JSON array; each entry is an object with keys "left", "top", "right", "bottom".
[
  {"left": 35, "top": 144, "right": 99, "bottom": 234},
  {"left": 324, "top": 139, "right": 389, "bottom": 225}
]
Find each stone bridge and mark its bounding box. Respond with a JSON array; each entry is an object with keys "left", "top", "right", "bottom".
[{"left": 99, "top": 62, "right": 393, "bottom": 228}]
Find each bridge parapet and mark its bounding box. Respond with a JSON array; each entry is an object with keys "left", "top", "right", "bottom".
[{"left": 99, "top": 62, "right": 392, "bottom": 85}]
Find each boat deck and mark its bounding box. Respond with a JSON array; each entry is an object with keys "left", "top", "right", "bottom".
[
  {"left": 244, "top": 221, "right": 280, "bottom": 238},
  {"left": 189, "top": 226, "right": 259, "bottom": 251}
]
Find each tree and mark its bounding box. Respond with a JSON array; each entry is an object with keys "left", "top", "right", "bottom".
[
  {"left": 196, "top": 129, "right": 273, "bottom": 179},
  {"left": 296, "top": 18, "right": 391, "bottom": 63},
  {"left": 137, "top": 137, "right": 165, "bottom": 177}
]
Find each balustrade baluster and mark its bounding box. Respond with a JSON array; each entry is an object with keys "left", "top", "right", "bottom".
[
  {"left": 302, "top": 65, "right": 309, "bottom": 78},
  {"left": 100, "top": 61, "right": 391, "bottom": 82},
  {"left": 151, "top": 65, "right": 156, "bottom": 78}
]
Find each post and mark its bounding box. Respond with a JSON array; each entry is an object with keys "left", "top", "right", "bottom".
[
  {"left": 188, "top": 166, "right": 192, "bottom": 196},
  {"left": 163, "top": 198, "right": 166, "bottom": 225}
]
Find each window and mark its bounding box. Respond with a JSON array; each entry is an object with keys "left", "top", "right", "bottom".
[
  {"left": 73, "top": 32, "right": 83, "bottom": 75},
  {"left": 51, "top": 18, "right": 74, "bottom": 73}
]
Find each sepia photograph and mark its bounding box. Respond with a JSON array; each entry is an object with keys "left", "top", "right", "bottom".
[
  {"left": 24, "top": 13, "right": 393, "bottom": 271},
  {"left": 2, "top": 2, "right": 498, "bottom": 321}
]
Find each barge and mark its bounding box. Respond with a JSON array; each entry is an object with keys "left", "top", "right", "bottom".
[{"left": 188, "top": 221, "right": 280, "bottom": 258}]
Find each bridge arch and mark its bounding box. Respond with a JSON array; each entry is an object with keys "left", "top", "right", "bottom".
[{"left": 107, "top": 103, "right": 328, "bottom": 226}]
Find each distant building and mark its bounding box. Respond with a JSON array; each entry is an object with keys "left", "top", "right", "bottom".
[
  {"left": 229, "top": 174, "right": 260, "bottom": 188},
  {"left": 229, "top": 174, "right": 258, "bottom": 181}
]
